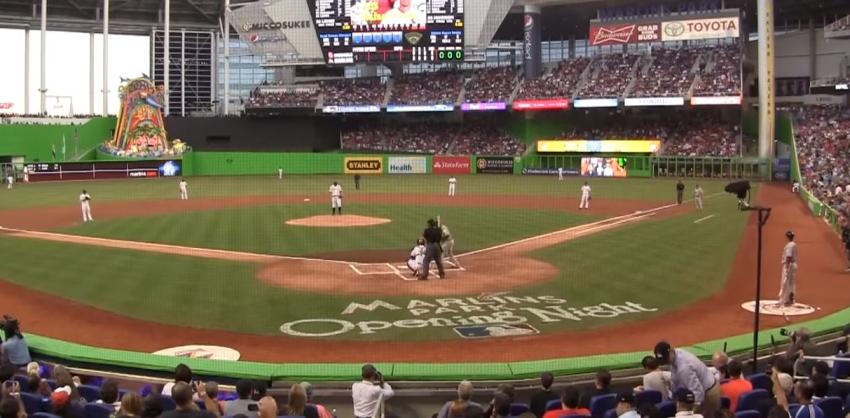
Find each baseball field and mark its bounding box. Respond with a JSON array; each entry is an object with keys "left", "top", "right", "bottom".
[{"left": 0, "top": 174, "right": 848, "bottom": 377}]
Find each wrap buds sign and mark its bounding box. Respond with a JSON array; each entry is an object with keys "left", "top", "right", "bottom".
[{"left": 432, "top": 156, "right": 471, "bottom": 174}]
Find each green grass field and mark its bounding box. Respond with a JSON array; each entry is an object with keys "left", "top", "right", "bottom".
[{"left": 0, "top": 175, "right": 750, "bottom": 340}]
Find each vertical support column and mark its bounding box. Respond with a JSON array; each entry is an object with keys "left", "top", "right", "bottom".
[
  {"left": 568, "top": 35, "right": 576, "bottom": 59},
  {"left": 223, "top": 0, "right": 230, "bottom": 115},
  {"left": 164, "top": 0, "right": 170, "bottom": 116},
  {"left": 523, "top": 5, "right": 542, "bottom": 80},
  {"left": 210, "top": 31, "right": 216, "bottom": 113},
  {"left": 24, "top": 29, "right": 30, "bottom": 114},
  {"left": 39, "top": 0, "right": 47, "bottom": 115},
  {"left": 181, "top": 29, "right": 185, "bottom": 117},
  {"left": 808, "top": 18, "right": 816, "bottom": 83},
  {"left": 89, "top": 32, "right": 95, "bottom": 115},
  {"left": 757, "top": 0, "right": 775, "bottom": 160},
  {"left": 103, "top": 0, "right": 110, "bottom": 116}
]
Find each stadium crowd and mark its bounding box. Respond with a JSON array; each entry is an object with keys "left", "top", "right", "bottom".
[
  {"left": 245, "top": 89, "right": 318, "bottom": 109},
  {"left": 577, "top": 54, "right": 640, "bottom": 98},
  {"left": 321, "top": 79, "right": 386, "bottom": 107},
  {"left": 692, "top": 45, "right": 741, "bottom": 97},
  {"left": 341, "top": 121, "right": 526, "bottom": 155},
  {"left": 630, "top": 48, "right": 698, "bottom": 98},
  {"left": 389, "top": 72, "right": 463, "bottom": 106},
  {"left": 515, "top": 58, "right": 590, "bottom": 100},
  {"left": 462, "top": 66, "right": 519, "bottom": 104}
]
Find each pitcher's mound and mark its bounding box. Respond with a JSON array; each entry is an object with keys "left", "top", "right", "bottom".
[{"left": 285, "top": 214, "right": 391, "bottom": 227}]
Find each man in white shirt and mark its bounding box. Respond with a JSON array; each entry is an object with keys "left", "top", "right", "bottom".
[
  {"left": 278, "top": 167, "right": 283, "bottom": 180},
  {"left": 616, "top": 393, "right": 640, "bottom": 418},
  {"left": 329, "top": 181, "right": 343, "bottom": 215},
  {"left": 779, "top": 230, "right": 798, "bottom": 307},
  {"left": 448, "top": 176, "right": 457, "bottom": 197},
  {"left": 80, "top": 190, "right": 93, "bottom": 222},
  {"left": 638, "top": 356, "right": 672, "bottom": 400},
  {"left": 579, "top": 182, "right": 591, "bottom": 209},
  {"left": 179, "top": 178, "right": 188, "bottom": 200},
  {"left": 352, "top": 364, "right": 394, "bottom": 418}
]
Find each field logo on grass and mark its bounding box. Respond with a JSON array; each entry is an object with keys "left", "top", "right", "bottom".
[
  {"left": 344, "top": 157, "right": 383, "bottom": 174},
  {"left": 388, "top": 156, "right": 426, "bottom": 174},
  {"left": 280, "top": 296, "right": 658, "bottom": 338},
  {"left": 153, "top": 345, "right": 241, "bottom": 361}
]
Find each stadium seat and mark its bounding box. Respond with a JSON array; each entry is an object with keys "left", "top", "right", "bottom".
[
  {"left": 735, "top": 410, "right": 761, "bottom": 418},
  {"left": 196, "top": 400, "right": 206, "bottom": 410},
  {"left": 510, "top": 403, "right": 531, "bottom": 415},
  {"left": 84, "top": 403, "right": 114, "bottom": 418},
  {"left": 560, "top": 414, "right": 592, "bottom": 418},
  {"left": 590, "top": 394, "right": 618, "bottom": 418},
  {"left": 19, "top": 392, "right": 44, "bottom": 414},
  {"left": 736, "top": 389, "right": 770, "bottom": 412},
  {"left": 604, "top": 408, "right": 618, "bottom": 418},
  {"left": 77, "top": 384, "right": 100, "bottom": 402},
  {"left": 13, "top": 375, "right": 29, "bottom": 388},
  {"left": 747, "top": 373, "right": 772, "bottom": 392},
  {"left": 844, "top": 396, "right": 850, "bottom": 417},
  {"left": 546, "top": 399, "right": 562, "bottom": 411},
  {"left": 636, "top": 390, "right": 662, "bottom": 406},
  {"left": 722, "top": 397, "right": 731, "bottom": 410},
  {"left": 31, "top": 413, "right": 62, "bottom": 418},
  {"left": 43, "top": 379, "right": 58, "bottom": 390},
  {"left": 160, "top": 395, "right": 177, "bottom": 411},
  {"left": 789, "top": 403, "right": 801, "bottom": 417},
  {"left": 831, "top": 353, "right": 850, "bottom": 379},
  {"left": 815, "top": 397, "right": 844, "bottom": 418},
  {"left": 656, "top": 400, "right": 676, "bottom": 418}
]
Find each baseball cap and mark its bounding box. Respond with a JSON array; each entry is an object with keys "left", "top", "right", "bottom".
[
  {"left": 676, "top": 389, "right": 695, "bottom": 404},
  {"left": 51, "top": 386, "right": 72, "bottom": 408},
  {"left": 786, "top": 230, "right": 795, "bottom": 238},
  {"left": 617, "top": 393, "right": 635, "bottom": 405}
]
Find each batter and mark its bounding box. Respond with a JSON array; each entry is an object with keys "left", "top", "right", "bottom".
[{"left": 440, "top": 222, "right": 460, "bottom": 269}]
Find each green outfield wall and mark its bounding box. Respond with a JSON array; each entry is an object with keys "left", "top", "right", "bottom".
[
  {"left": 183, "top": 151, "right": 437, "bottom": 176},
  {"left": 0, "top": 118, "right": 116, "bottom": 162}
]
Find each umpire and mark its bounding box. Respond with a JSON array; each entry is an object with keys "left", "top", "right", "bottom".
[
  {"left": 676, "top": 180, "right": 685, "bottom": 205},
  {"left": 420, "top": 219, "right": 445, "bottom": 280}
]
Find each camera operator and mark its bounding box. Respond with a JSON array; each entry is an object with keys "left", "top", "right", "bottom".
[
  {"left": 782, "top": 328, "right": 816, "bottom": 377},
  {"left": 352, "top": 364, "right": 394, "bottom": 418}
]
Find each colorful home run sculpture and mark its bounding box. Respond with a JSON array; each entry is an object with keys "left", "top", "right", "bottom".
[{"left": 103, "top": 77, "right": 187, "bottom": 158}]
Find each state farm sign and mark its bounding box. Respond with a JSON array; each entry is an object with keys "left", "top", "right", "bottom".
[
  {"left": 589, "top": 23, "right": 660, "bottom": 46},
  {"left": 661, "top": 17, "right": 739, "bottom": 41}
]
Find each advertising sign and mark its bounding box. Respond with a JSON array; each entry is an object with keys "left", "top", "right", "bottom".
[
  {"left": 26, "top": 160, "right": 181, "bottom": 182},
  {"left": 344, "top": 157, "right": 382, "bottom": 174},
  {"left": 661, "top": 16, "right": 739, "bottom": 41},
  {"left": 476, "top": 157, "right": 514, "bottom": 174},
  {"left": 773, "top": 158, "right": 790, "bottom": 181},
  {"left": 461, "top": 102, "right": 507, "bottom": 111},
  {"left": 690, "top": 96, "right": 743, "bottom": 105},
  {"left": 589, "top": 22, "right": 661, "bottom": 46},
  {"left": 522, "top": 168, "right": 580, "bottom": 176},
  {"left": 512, "top": 99, "right": 570, "bottom": 110},
  {"left": 387, "top": 156, "right": 427, "bottom": 174},
  {"left": 581, "top": 157, "right": 628, "bottom": 177},
  {"left": 432, "top": 156, "right": 470, "bottom": 174},
  {"left": 624, "top": 97, "right": 684, "bottom": 107},
  {"left": 386, "top": 104, "right": 454, "bottom": 112},
  {"left": 322, "top": 105, "right": 381, "bottom": 113},
  {"left": 573, "top": 98, "right": 619, "bottom": 108},
  {"left": 537, "top": 140, "right": 661, "bottom": 153}
]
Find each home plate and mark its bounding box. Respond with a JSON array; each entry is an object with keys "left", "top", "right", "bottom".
[
  {"left": 740, "top": 300, "right": 816, "bottom": 316},
  {"left": 303, "top": 198, "right": 311, "bottom": 202}
]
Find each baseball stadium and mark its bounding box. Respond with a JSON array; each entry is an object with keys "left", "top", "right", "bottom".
[{"left": 1, "top": 0, "right": 850, "bottom": 417}]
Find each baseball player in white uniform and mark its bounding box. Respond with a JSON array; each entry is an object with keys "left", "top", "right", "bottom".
[
  {"left": 440, "top": 222, "right": 460, "bottom": 268},
  {"left": 579, "top": 181, "right": 591, "bottom": 209},
  {"left": 278, "top": 167, "right": 283, "bottom": 180},
  {"left": 80, "top": 190, "right": 93, "bottom": 222},
  {"left": 779, "top": 230, "right": 798, "bottom": 307},
  {"left": 791, "top": 180, "right": 800, "bottom": 193},
  {"left": 694, "top": 185, "right": 704, "bottom": 210},
  {"left": 329, "top": 181, "right": 343, "bottom": 215},
  {"left": 406, "top": 238, "right": 426, "bottom": 276},
  {"left": 179, "top": 178, "right": 188, "bottom": 200},
  {"left": 448, "top": 176, "right": 457, "bottom": 197},
  {"left": 5, "top": 173, "right": 12, "bottom": 190},
  {"left": 22, "top": 166, "right": 29, "bottom": 183},
  {"left": 558, "top": 167, "right": 564, "bottom": 181}
]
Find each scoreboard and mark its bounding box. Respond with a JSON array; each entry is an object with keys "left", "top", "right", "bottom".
[{"left": 310, "top": 0, "right": 464, "bottom": 63}]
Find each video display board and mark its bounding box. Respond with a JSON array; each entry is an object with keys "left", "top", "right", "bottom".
[{"left": 310, "top": 0, "right": 464, "bottom": 63}]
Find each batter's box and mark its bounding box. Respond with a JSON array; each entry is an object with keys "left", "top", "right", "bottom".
[
  {"left": 453, "top": 323, "right": 540, "bottom": 339},
  {"left": 348, "top": 263, "right": 395, "bottom": 275}
]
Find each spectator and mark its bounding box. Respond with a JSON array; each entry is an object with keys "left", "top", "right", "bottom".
[
  {"left": 321, "top": 78, "right": 386, "bottom": 107},
  {"left": 639, "top": 356, "right": 672, "bottom": 401},
  {"left": 542, "top": 386, "right": 590, "bottom": 418},
  {"left": 720, "top": 359, "right": 752, "bottom": 411},
  {"left": 97, "top": 379, "right": 122, "bottom": 410},
  {"left": 674, "top": 389, "right": 704, "bottom": 418},
  {"left": 162, "top": 364, "right": 193, "bottom": 397},
  {"left": 116, "top": 391, "right": 144, "bottom": 418},
  {"left": 142, "top": 393, "right": 166, "bottom": 418},
  {"left": 439, "top": 380, "right": 480, "bottom": 418},
  {"left": 837, "top": 325, "right": 850, "bottom": 355},
  {"left": 792, "top": 381, "right": 824, "bottom": 418},
  {"left": 51, "top": 386, "right": 86, "bottom": 418},
  {"left": 161, "top": 382, "right": 216, "bottom": 418},
  {"left": 25, "top": 374, "right": 51, "bottom": 397},
  {"left": 252, "top": 381, "right": 268, "bottom": 402},
  {"left": 464, "top": 404, "right": 486, "bottom": 418},
  {"left": 516, "top": 58, "right": 589, "bottom": 100},
  {"left": 484, "top": 384, "right": 515, "bottom": 418},
  {"left": 389, "top": 71, "right": 462, "bottom": 106},
  {"left": 630, "top": 47, "right": 698, "bottom": 98},
  {"left": 203, "top": 381, "right": 225, "bottom": 416},
  {"left": 0, "top": 316, "right": 31, "bottom": 367},
  {"left": 491, "top": 392, "right": 512, "bottom": 418},
  {"left": 224, "top": 380, "right": 258, "bottom": 418},
  {"left": 52, "top": 366, "right": 83, "bottom": 403},
  {"left": 616, "top": 393, "right": 640, "bottom": 418},
  {"left": 530, "top": 372, "right": 560, "bottom": 418},
  {"left": 352, "top": 364, "right": 394, "bottom": 418},
  {"left": 809, "top": 374, "right": 829, "bottom": 401},
  {"left": 0, "top": 380, "right": 25, "bottom": 418},
  {"left": 577, "top": 53, "right": 640, "bottom": 98},
  {"left": 654, "top": 342, "right": 721, "bottom": 418},
  {"left": 711, "top": 352, "right": 730, "bottom": 382},
  {"left": 301, "top": 382, "right": 333, "bottom": 418},
  {"left": 257, "top": 396, "right": 277, "bottom": 418},
  {"left": 463, "top": 67, "right": 518, "bottom": 104},
  {"left": 580, "top": 369, "right": 613, "bottom": 408},
  {"left": 280, "top": 384, "right": 318, "bottom": 418}
]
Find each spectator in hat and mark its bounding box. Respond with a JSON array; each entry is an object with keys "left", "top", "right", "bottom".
[
  {"left": 161, "top": 382, "right": 217, "bottom": 418},
  {"left": 792, "top": 381, "right": 824, "bottom": 418},
  {"left": 530, "top": 372, "right": 560, "bottom": 418},
  {"left": 674, "top": 389, "right": 703, "bottom": 418},
  {"left": 720, "top": 359, "right": 752, "bottom": 411},
  {"left": 638, "top": 356, "right": 672, "bottom": 401},
  {"left": 438, "top": 380, "right": 480, "bottom": 418},
  {"left": 542, "top": 386, "right": 590, "bottom": 418},
  {"left": 653, "top": 342, "right": 720, "bottom": 418},
  {"left": 116, "top": 391, "right": 143, "bottom": 418},
  {"left": 616, "top": 393, "right": 640, "bottom": 418},
  {"left": 224, "top": 380, "right": 258, "bottom": 418},
  {"left": 51, "top": 386, "right": 85, "bottom": 418},
  {"left": 580, "top": 369, "right": 613, "bottom": 408},
  {"left": 301, "top": 382, "right": 333, "bottom": 418}
]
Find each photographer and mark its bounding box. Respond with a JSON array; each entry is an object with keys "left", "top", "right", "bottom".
[
  {"left": 352, "top": 364, "right": 394, "bottom": 418},
  {"left": 782, "top": 328, "right": 815, "bottom": 377},
  {"left": 0, "top": 316, "right": 30, "bottom": 368},
  {"left": 0, "top": 380, "right": 25, "bottom": 418}
]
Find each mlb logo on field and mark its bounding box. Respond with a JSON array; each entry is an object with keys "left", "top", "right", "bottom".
[{"left": 453, "top": 323, "right": 539, "bottom": 339}]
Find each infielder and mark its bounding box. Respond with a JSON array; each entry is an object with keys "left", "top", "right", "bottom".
[
  {"left": 779, "top": 230, "right": 798, "bottom": 307},
  {"left": 579, "top": 181, "right": 591, "bottom": 209},
  {"left": 448, "top": 176, "right": 457, "bottom": 197},
  {"left": 558, "top": 167, "right": 564, "bottom": 181},
  {"left": 406, "top": 238, "right": 426, "bottom": 277},
  {"left": 22, "top": 166, "right": 29, "bottom": 183},
  {"left": 80, "top": 189, "right": 93, "bottom": 222},
  {"left": 440, "top": 221, "right": 461, "bottom": 269},
  {"left": 278, "top": 167, "right": 283, "bottom": 180},
  {"left": 329, "top": 181, "right": 343, "bottom": 215},
  {"left": 694, "top": 185, "right": 704, "bottom": 210},
  {"left": 5, "top": 172, "right": 12, "bottom": 190},
  {"left": 179, "top": 178, "right": 188, "bottom": 200}
]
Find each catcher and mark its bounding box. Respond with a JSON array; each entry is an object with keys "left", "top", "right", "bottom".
[{"left": 407, "top": 238, "right": 426, "bottom": 277}]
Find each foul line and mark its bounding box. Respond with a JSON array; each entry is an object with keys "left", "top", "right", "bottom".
[
  {"left": 386, "top": 263, "right": 409, "bottom": 281},
  {"left": 694, "top": 214, "right": 716, "bottom": 224}
]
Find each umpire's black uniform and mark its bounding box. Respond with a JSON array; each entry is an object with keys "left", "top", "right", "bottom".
[
  {"left": 420, "top": 219, "right": 445, "bottom": 280},
  {"left": 676, "top": 180, "right": 685, "bottom": 204}
]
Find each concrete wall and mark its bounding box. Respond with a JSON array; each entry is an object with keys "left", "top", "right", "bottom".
[{"left": 746, "top": 28, "right": 850, "bottom": 79}]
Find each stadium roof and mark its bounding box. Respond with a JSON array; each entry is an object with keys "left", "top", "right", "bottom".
[{"left": 0, "top": 0, "right": 847, "bottom": 38}]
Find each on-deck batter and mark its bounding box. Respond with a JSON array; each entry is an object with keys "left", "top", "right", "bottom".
[
  {"left": 448, "top": 176, "right": 457, "bottom": 197},
  {"left": 329, "top": 181, "right": 343, "bottom": 215},
  {"left": 179, "top": 178, "right": 188, "bottom": 200},
  {"left": 80, "top": 190, "right": 93, "bottom": 222},
  {"left": 579, "top": 181, "right": 591, "bottom": 209},
  {"left": 779, "top": 230, "right": 798, "bottom": 307}
]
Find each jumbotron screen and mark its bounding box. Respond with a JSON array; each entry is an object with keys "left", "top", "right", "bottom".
[{"left": 310, "top": 0, "right": 464, "bottom": 64}]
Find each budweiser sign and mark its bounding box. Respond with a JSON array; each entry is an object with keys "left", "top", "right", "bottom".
[{"left": 589, "top": 23, "right": 660, "bottom": 46}]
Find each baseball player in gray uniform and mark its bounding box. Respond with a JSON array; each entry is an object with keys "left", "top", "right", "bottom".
[
  {"left": 440, "top": 222, "right": 460, "bottom": 269},
  {"left": 779, "top": 230, "right": 798, "bottom": 307}
]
